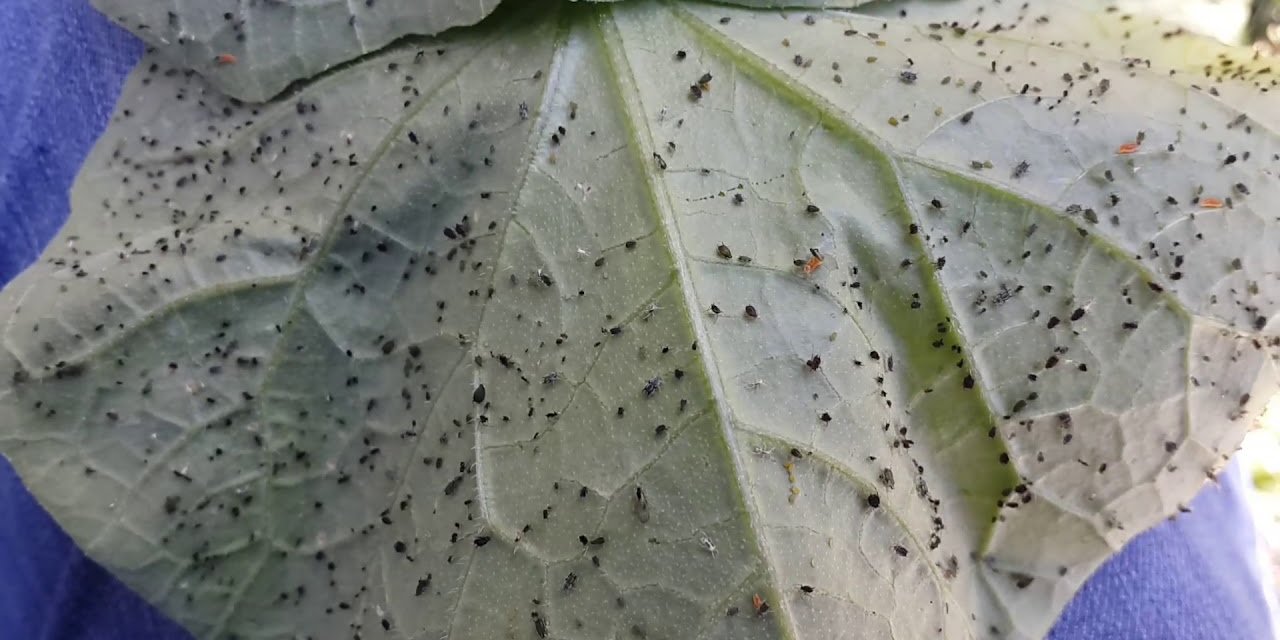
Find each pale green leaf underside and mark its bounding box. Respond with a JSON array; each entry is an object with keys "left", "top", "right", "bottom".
[
  {"left": 3, "top": 2, "right": 1279, "bottom": 640},
  {"left": 589, "top": 0, "right": 873, "bottom": 6},
  {"left": 90, "top": 0, "right": 875, "bottom": 102},
  {"left": 91, "top": 0, "right": 502, "bottom": 102}
]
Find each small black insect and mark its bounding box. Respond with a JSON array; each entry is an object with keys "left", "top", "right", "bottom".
[
  {"left": 633, "top": 487, "right": 650, "bottom": 524},
  {"left": 643, "top": 376, "right": 663, "bottom": 397}
]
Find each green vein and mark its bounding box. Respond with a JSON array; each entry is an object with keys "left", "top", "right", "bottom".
[
  {"left": 596, "top": 6, "right": 799, "bottom": 640},
  {"left": 665, "top": 0, "right": 1017, "bottom": 552}
]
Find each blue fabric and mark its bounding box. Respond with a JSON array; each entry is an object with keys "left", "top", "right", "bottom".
[{"left": 0, "top": 2, "right": 1273, "bottom": 639}]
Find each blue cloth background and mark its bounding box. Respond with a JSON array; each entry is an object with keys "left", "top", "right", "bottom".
[{"left": 0, "top": 1, "right": 1275, "bottom": 638}]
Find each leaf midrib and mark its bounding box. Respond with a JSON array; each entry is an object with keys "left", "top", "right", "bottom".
[
  {"left": 600, "top": 1, "right": 1003, "bottom": 636},
  {"left": 664, "top": 0, "right": 1016, "bottom": 545},
  {"left": 595, "top": 6, "right": 803, "bottom": 640}
]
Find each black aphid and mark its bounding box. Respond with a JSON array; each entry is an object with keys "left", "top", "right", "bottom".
[{"left": 643, "top": 376, "right": 662, "bottom": 397}]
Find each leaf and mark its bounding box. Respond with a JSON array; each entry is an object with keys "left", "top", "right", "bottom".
[
  {"left": 589, "top": 0, "right": 875, "bottom": 6},
  {"left": 91, "top": 0, "right": 502, "bottom": 102},
  {"left": 872, "top": 0, "right": 1280, "bottom": 131},
  {"left": 91, "top": 0, "right": 877, "bottom": 102},
  {"left": 3, "top": 1, "right": 1278, "bottom": 639}
]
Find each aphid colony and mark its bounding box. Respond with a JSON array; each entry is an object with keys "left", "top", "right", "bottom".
[{"left": 3, "top": 3, "right": 1275, "bottom": 640}]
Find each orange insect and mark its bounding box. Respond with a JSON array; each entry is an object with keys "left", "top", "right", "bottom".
[
  {"left": 1200, "top": 197, "right": 1224, "bottom": 209},
  {"left": 215, "top": 53, "right": 238, "bottom": 66},
  {"left": 1115, "top": 141, "right": 1141, "bottom": 155},
  {"left": 752, "top": 593, "right": 770, "bottom": 616},
  {"left": 802, "top": 249, "right": 824, "bottom": 276},
  {"left": 803, "top": 256, "right": 823, "bottom": 275}
]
